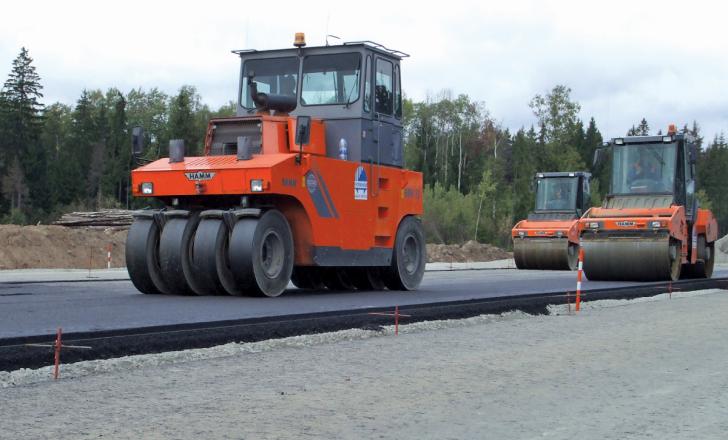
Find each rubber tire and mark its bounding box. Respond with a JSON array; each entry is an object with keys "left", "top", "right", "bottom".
[
  {"left": 668, "top": 240, "right": 682, "bottom": 282},
  {"left": 384, "top": 216, "right": 426, "bottom": 291},
  {"left": 126, "top": 217, "right": 168, "bottom": 294},
  {"left": 229, "top": 210, "right": 294, "bottom": 297},
  {"left": 682, "top": 236, "right": 714, "bottom": 279},
  {"left": 192, "top": 218, "right": 241, "bottom": 295},
  {"left": 159, "top": 214, "right": 204, "bottom": 295}
]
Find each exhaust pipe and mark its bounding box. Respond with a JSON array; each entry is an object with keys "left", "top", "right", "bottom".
[{"left": 169, "top": 139, "right": 185, "bottom": 163}]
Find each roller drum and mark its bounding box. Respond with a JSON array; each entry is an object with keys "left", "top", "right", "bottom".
[
  {"left": 513, "top": 238, "right": 577, "bottom": 271},
  {"left": 582, "top": 234, "right": 681, "bottom": 281}
]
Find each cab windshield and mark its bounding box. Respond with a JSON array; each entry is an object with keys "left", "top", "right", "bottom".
[
  {"left": 611, "top": 143, "right": 676, "bottom": 194},
  {"left": 535, "top": 177, "right": 578, "bottom": 211},
  {"left": 301, "top": 53, "right": 360, "bottom": 105},
  {"left": 240, "top": 57, "right": 298, "bottom": 109}
]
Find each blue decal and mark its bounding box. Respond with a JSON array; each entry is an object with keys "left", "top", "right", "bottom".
[{"left": 355, "top": 166, "right": 368, "bottom": 200}]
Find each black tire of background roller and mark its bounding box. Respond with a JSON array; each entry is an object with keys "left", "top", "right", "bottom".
[
  {"left": 126, "top": 217, "right": 167, "bottom": 294},
  {"left": 682, "top": 236, "right": 715, "bottom": 279}
]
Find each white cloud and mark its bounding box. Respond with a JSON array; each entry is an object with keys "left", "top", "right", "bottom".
[{"left": 1, "top": 0, "right": 727, "bottom": 140}]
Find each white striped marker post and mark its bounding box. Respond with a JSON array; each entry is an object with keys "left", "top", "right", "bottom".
[{"left": 106, "top": 243, "right": 112, "bottom": 269}]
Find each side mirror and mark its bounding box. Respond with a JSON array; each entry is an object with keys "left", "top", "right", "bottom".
[
  {"left": 295, "top": 116, "right": 311, "bottom": 145},
  {"left": 131, "top": 126, "right": 145, "bottom": 157},
  {"left": 294, "top": 115, "right": 311, "bottom": 165}
]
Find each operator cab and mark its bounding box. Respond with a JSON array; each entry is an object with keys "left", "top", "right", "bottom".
[
  {"left": 528, "top": 172, "right": 591, "bottom": 221},
  {"left": 233, "top": 34, "right": 408, "bottom": 167},
  {"left": 598, "top": 125, "right": 698, "bottom": 221}
]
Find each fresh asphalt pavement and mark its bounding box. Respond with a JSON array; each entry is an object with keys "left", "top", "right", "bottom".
[{"left": 2, "top": 264, "right": 726, "bottom": 339}]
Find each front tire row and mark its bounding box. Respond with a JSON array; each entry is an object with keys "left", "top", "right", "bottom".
[{"left": 126, "top": 210, "right": 426, "bottom": 297}]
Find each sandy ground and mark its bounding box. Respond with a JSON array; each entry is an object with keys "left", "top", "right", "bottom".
[{"left": 1, "top": 290, "right": 727, "bottom": 439}]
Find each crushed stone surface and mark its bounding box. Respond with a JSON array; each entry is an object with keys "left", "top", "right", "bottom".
[{"left": 1, "top": 290, "right": 728, "bottom": 439}]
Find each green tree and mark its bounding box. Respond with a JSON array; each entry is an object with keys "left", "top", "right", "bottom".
[
  {"left": 168, "top": 85, "right": 202, "bottom": 155},
  {"left": 0, "top": 47, "right": 46, "bottom": 217}
]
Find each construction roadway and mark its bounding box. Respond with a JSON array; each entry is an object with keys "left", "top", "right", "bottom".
[{"left": 1, "top": 264, "right": 727, "bottom": 371}]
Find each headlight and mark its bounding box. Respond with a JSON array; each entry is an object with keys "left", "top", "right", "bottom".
[
  {"left": 250, "top": 179, "right": 264, "bottom": 192},
  {"left": 589, "top": 222, "right": 600, "bottom": 229},
  {"left": 141, "top": 182, "right": 153, "bottom": 195},
  {"left": 518, "top": 231, "right": 525, "bottom": 237},
  {"left": 650, "top": 221, "right": 663, "bottom": 228}
]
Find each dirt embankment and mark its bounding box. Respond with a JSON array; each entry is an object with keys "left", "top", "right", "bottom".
[
  {"left": 427, "top": 240, "right": 512, "bottom": 263},
  {"left": 0, "top": 225, "right": 127, "bottom": 270},
  {"left": 0, "top": 225, "right": 512, "bottom": 270}
]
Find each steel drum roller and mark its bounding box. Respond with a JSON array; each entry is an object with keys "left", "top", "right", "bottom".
[
  {"left": 582, "top": 234, "right": 680, "bottom": 281},
  {"left": 513, "top": 238, "right": 578, "bottom": 271}
]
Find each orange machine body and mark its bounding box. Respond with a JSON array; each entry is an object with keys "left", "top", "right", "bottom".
[
  {"left": 511, "top": 218, "right": 581, "bottom": 244},
  {"left": 131, "top": 114, "right": 423, "bottom": 266}
]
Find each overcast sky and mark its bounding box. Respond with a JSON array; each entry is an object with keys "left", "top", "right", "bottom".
[{"left": 2, "top": 0, "right": 727, "bottom": 141}]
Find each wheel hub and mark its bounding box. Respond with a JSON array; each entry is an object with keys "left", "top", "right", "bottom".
[
  {"left": 402, "top": 234, "right": 420, "bottom": 275},
  {"left": 260, "top": 229, "right": 284, "bottom": 279}
]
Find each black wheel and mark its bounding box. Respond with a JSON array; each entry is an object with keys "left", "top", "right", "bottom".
[
  {"left": 669, "top": 240, "right": 682, "bottom": 282},
  {"left": 192, "top": 218, "right": 241, "bottom": 295},
  {"left": 229, "top": 210, "right": 294, "bottom": 297},
  {"left": 126, "top": 216, "right": 169, "bottom": 294},
  {"left": 384, "top": 216, "right": 426, "bottom": 291},
  {"left": 158, "top": 213, "right": 205, "bottom": 295},
  {"left": 682, "top": 236, "right": 715, "bottom": 279}
]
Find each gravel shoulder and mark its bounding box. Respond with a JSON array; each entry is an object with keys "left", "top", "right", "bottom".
[{"left": 2, "top": 290, "right": 728, "bottom": 439}]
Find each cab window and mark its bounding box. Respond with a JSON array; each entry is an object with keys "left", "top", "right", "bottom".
[{"left": 375, "top": 58, "right": 393, "bottom": 114}]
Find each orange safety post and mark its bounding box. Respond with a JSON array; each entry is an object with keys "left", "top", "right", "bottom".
[{"left": 575, "top": 248, "right": 584, "bottom": 312}]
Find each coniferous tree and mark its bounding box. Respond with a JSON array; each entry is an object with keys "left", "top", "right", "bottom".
[{"left": 0, "top": 47, "right": 46, "bottom": 216}]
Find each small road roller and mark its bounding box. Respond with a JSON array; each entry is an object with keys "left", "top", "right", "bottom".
[
  {"left": 512, "top": 172, "right": 591, "bottom": 270},
  {"left": 126, "top": 34, "right": 425, "bottom": 297},
  {"left": 579, "top": 125, "right": 718, "bottom": 281}
]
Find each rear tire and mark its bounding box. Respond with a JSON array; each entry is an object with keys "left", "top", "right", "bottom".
[
  {"left": 126, "top": 216, "right": 168, "bottom": 294},
  {"left": 384, "top": 216, "right": 426, "bottom": 290},
  {"left": 229, "top": 210, "right": 294, "bottom": 297}
]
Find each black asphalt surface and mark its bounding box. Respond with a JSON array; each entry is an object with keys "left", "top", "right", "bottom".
[{"left": 3, "top": 267, "right": 727, "bottom": 339}]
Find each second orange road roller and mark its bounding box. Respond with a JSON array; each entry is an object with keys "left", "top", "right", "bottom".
[
  {"left": 512, "top": 172, "right": 591, "bottom": 270},
  {"left": 580, "top": 125, "right": 718, "bottom": 281}
]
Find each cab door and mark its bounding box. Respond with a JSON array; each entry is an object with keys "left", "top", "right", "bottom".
[{"left": 373, "top": 57, "right": 403, "bottom": 168}]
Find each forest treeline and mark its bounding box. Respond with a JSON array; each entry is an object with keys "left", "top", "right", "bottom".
[{"left": 1, "top": 48, "right": 726, "bottom": 247}]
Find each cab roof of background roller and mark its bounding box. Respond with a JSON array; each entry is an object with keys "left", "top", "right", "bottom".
[
  {"left": 232, "top": 40, "right": 410, "bottom": 60},
  {"left": 535, "top": 171, "right": 591, "bottom": 179},
  {"left": 608, "top": 133, "right": 696, "bottom": 146}
]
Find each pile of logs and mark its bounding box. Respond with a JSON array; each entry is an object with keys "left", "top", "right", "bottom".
[{"left": 54, "top": 210, "right": 134, "bottom": 228}]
